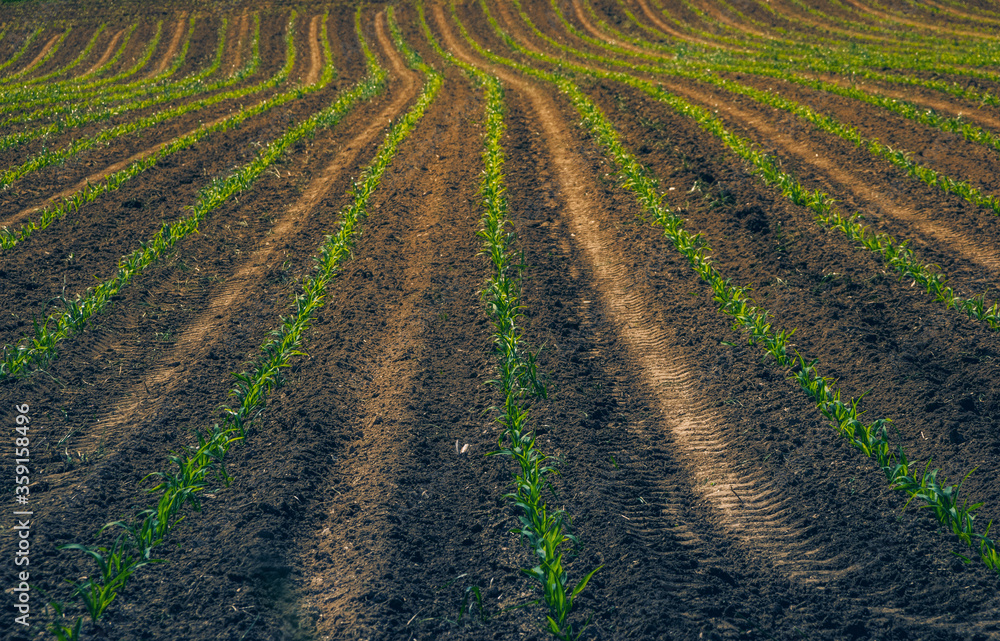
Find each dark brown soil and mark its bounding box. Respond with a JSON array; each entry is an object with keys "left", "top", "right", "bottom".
[{"left": 1, "top": 2, "right": 999, "bottom": 641}]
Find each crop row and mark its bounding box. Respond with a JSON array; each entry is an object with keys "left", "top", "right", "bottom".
[
  {"left": 450, "top": 0, "right": 1000, "bottom": 579},
  {"left": 497, "top": 0, "right": 1000, "bottom": 330},
  {"left": 45, "top": 9, "right": 414, "bottom": 638},
  {"left": 417, "top": 3, "right": 600, "bottom": 636},
  {"left": 0, "top": 10, "right": 327, "bottom": 378}
]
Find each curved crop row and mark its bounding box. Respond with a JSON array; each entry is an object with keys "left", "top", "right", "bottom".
[
  {"left": 417, "top": 4, "right": 599, "bottom": 638},
  {"left": 0, "top": 26, "right": 42, "bottom": 75},
  {"left": 14, "top": 23, "right": 107, "bottom": 88},
  {"left": 0, "top": 16, "right": 202, "bottom": 129},
  {"left": 497, "top": 0, "right": 1000, "bottom": 330},
  {"left": 610, "top": 0, "right": 1000, "bottom": 105},
  {"left": 451, "top": 0, "right": 1000, "bottom": 576},
  {"left": 0, "top": 10, "right": 335, "bottom": 380},
  {"left": 0, "top": 27, "right": 71, "bottom": 85},
  {"left": 46, "top": 10, "right": 434, "bottom": 638},
  {"left": 0, "top": 13, "right": 278, "bottom": 188},
  {"left": 582, "top": 1, "right": 1000, "bottom": 147}
]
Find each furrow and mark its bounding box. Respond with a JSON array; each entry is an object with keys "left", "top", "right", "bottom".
[
  {"left": 76, "top": 15, "right": 419, "bottom": 457},
  {"left": 447, "top": 0, "right": 853, "bottom": 589}
]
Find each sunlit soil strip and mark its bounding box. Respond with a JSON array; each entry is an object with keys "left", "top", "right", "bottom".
[
  {"left": 0, "top": 26, "right": 42, "bottom": 75},
  {"left": 458, "top": 0, "right": 1000, "bottom": 575},
  {"left": 42, "top": 10, "right": 403, "bottom": 639},
  {"left": 0, "top": 16, "right": 255, "bottom": 177},
  {"left": 498, "top": 0, "right": 1000, "bottom": 330},
  {"left": 0, "top": 17, "right": 199, "bottom": 129},
  {"left": 0, "top": 11, "right": 333, "bottom": 380},
  {"left": 417, "top": 5, "right": 599, "bottom": 638}
]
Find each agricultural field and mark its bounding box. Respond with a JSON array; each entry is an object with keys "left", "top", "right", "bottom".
[{"left": 2, "top": 0, "right": 1000, "bottom": 639}]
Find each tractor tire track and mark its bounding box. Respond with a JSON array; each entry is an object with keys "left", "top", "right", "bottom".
[{"left": 444, "top": 0, "right": 863, "bottom": 613}]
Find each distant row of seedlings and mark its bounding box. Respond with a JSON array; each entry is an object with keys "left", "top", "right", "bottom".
[
  {"left": 9, "top": 23, "right": 107, "bottom": 88},
  {"left": 1, "top": 16, "right": 209, "bottom": 132},
  {"left": 46, "top": 10, "right": 425, "bottom": 638},
  {"left": 596, "top": 0, "right": 1000, "bottom": 106},
  {"left": 543, "top": 0, "right": 1000, "bottom": 220},
  {"left": 0, "top": 10, "right": 336, "bottom": 379},
  {"left": 576, "top": 0, "right": 1000, "bottom": 156},
  {"left": 0, "top": 23, "right": 139, "bottom": 107},
  {"left": 0, "top": 12, "right": 277, "bottom": 186},
  {"left": 450, "top": 0, "right": 1000, "bottom": 575},
  {"left": 2, "top": 21, "right": 163, "bottom": 112},
  {"left": 653, "top": 0, "right": 1000, "bottom": 66},
  {"left": 418, "top": 4, "right": 599, "bottom": 638},
  {"left": 497, "top": 0, "right": 1000, "bottom": 330},
  {"left": 1, "top": 27, "right": 70, "bottom": 84},
  {"left": 0, "top": 26, "right": 42, "bottom": 75}
]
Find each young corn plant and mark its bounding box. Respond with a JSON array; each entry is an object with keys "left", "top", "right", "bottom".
[
  {"left": 0, "top": 13, "right": 272, "bottom": 182},
  {"left": 419, "top": 5, "right": 598, "bottom": 638},
  {"left": 455, "top": 0, "right": 1000, "bottom": 575},
  {"left": 49, "top": 13, "right": 436, "bottom": 636},
  {"left": 0, "top": 11, "right": 346, "bottom": 380},
  {"left": 0, "top": 16, "right": 208, "bottom": 133},
  {"left": 493, "top": 1, "right": 1000, "bottom": 332}
]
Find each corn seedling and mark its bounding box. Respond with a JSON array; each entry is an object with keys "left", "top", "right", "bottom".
[
  {"left": 0, "top": 11, "right": 349, "bottom": 379},
  {"left": 494, "top": 1, "right": 1000, "bottom": 331},
  {"left": 422, "top": 5, "right": 599, "bottom": 638},
  {"left": 50, "top": 11, "right": 438, "bottom": 635},
  {"left": 458, "top": 0, "right": 1000, "bottom": 575}
]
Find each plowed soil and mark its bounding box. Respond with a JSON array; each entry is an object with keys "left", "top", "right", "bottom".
[{"left": 2, "top": 1, "right": 999, "bottom": 640}]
